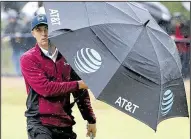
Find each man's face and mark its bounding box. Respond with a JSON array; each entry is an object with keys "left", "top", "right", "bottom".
[{"left": 32, "top": 25, "right": 48, "bottom": 47}]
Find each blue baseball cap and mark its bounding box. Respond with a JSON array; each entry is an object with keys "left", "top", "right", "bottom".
[{"left": 31, "top": 14, "right": 48, "bottom": 31}]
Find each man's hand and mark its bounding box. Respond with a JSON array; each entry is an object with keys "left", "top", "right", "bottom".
[
  {"left": 78, "top": 80, "right": 88, "bottom": 89},
  {"left": 86, "top": 123, "right": 97, "bottom": 138}
]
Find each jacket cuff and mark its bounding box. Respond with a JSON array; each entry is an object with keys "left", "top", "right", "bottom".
[
  {"left": 87, "top": 117, "right": 96, "bottom": 124},
  {"left": 76, "top": 81, "right": 79, "bottom": 90}
]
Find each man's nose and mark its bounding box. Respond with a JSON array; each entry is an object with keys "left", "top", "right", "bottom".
[{"left": 42, "top": 30, "right": 47, "bottom": 36}]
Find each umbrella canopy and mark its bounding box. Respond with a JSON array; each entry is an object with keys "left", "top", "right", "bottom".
[
  {"left": 43, "top": 2, "right": 189, "bottom": 131},
  {"left": 135, "top": 2, "right": 171, "bottom": 22}
]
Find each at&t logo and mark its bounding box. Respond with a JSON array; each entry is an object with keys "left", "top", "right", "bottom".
[
  {"left": 161, "top": 89, "right": 174, "bottom": 116},
  {"left": 74, "top": 48, "right": 102, "bottom": 73}
]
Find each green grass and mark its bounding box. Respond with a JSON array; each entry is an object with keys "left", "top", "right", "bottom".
[
  {"left": 162, "top": 2, "right": 190, "bottom": 20},
  {"left": 1, "top": 41, "right": 15, "bottom": 75},
  {"left": 1, "top": 77, "right": 190, "bottom": 139}
]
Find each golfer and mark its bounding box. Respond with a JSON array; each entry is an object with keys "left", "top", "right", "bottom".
[{"left": 20, "top": 14, "right": 97, "bottom": 139}]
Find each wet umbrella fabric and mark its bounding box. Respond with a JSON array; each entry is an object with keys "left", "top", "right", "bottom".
[
  {"left": 134, "top": 2, "right": 172, "bottom": 22},
  {"left": 43, "top": 2, "right": 189, "bottom": 131}
]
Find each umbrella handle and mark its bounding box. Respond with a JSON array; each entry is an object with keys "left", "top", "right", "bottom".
[{"left": 90, "top": 132, "right": 94, "bottom": 139}]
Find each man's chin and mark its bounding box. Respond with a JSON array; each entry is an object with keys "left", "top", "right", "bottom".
[{"left": 41, "top": 42, "right": 48, "bottom": 46}]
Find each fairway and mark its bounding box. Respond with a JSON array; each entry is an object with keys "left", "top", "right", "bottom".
[{"left": 2, "top": 77, "right": 190, "bottom": 139}]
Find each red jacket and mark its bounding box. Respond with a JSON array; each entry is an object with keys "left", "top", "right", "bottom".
[
  {"left": 20, "top": 44, "right": 96, "bottom": 128},
  {"left": 174, "top": 24, "right": 189, "bottom": 53}
]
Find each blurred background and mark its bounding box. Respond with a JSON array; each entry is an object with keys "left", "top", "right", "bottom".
[
  {"left": 1, "top": 2, "right": 190, "bottom": 139},
  {"left": 1, "top": 2, "right": 190, "bottom": 78}
]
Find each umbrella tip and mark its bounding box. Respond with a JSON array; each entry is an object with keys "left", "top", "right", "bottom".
[{"left": 144, "top": 20, "right": 150, "bottom": 26}]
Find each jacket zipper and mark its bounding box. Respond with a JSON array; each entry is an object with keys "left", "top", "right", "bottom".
[
  {"left": 54, "top": 62, "right": 58, "bottom": 74},
  {"left": 43, "top": 53, "right": 59, "bottom": 75},
  {"left": 45, "top": 56, "right": 58, "bottom": 74}
]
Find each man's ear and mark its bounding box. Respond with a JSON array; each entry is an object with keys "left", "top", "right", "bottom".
[{"left": 31, "top": 31, "right": 35, "bottom": 38}]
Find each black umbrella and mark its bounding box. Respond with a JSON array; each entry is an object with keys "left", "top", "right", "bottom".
[
  {"left": 134, "top": 2, "right": 171, "bottom": 22},
  {"left": 134, "top": 2, "right": 172, "bottom": 34},
  {"left": 43, "top": 2, "right": 189, "bottom": 131}
]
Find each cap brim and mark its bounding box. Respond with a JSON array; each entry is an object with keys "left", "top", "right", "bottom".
[{"left": 32, "top": 22, "right": 48, "bottom": 30}]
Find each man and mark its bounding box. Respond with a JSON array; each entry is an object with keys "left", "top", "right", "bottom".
[
  {"left": 4, "top": 9, "right": 24, "bottom": 76},
  {"left": 20, "top": 14, "right": 97, "bottom": 139}
]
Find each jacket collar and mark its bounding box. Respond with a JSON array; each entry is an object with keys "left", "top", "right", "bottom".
[{"left": 34, "top": 43, "right": 63, "bottom": 61}]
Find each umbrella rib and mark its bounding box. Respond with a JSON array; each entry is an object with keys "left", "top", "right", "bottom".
[
  {"left": 123, "top": 66, "right": 157, "bottom": 87},
  {"left": 146, "top": 28, "right": 163, "bottom": 128},
  {"left": 121, "top": 27, "right": 160, "bottom": 83},
  {"left": 91, "top": 24, "right": 136, "bottom": 52},
  {"left": 146, "top": 29, "right": 162, "bottom": 83},
  {"left": 87, "top": 28, "right": 125, "bottom": 98},
  {"left": 84, "top": 2, "right": 91, "bottom": 27},
  {"left": 83, "top": 3, "right": 131, "bottom": 65},
  {"left": 89, "top": 27, "right": 122, "bottom": 64},
  {"left": 148, "top": 27, "right": 182, "bottom": 75},
  {"left": 106, "top": 2, "right": 142, "bottom": 24},
  {"left": 126, "top": 2, "right": 143, "bottom": 23},
  {"left": 49, "top": 23, "right": 142, "bottom": 37},
  {"left": 83, "top": 3, "right": 122, "bottom": 67},
  {"left": 123, "top": 27, "right": 145, "bottom": 58},
  {"left": 148, "top": 26, "right": 168, "bottom": 36},
  {"left": 87, "top": 27, "right": 128, "bottom": 95}
]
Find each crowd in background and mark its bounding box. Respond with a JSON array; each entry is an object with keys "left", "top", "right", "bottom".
[
  {"left": 1, "top": 2, "right": 43, "bottom": 76},
  {"left": 1, "top": 2, "right": 190, "bottom": 78}
]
